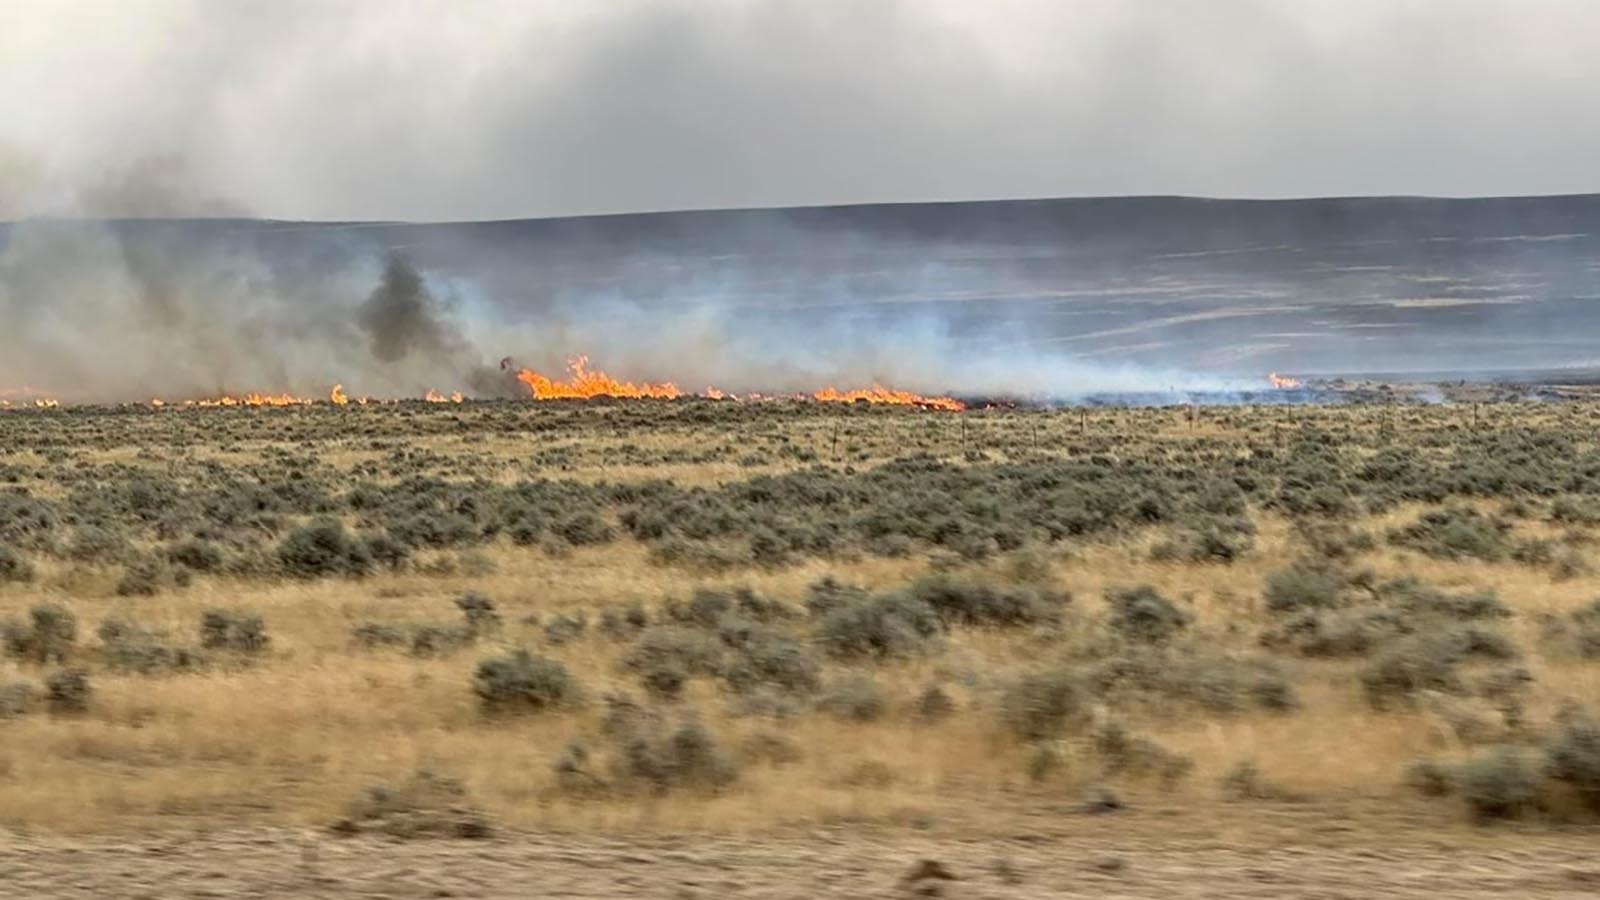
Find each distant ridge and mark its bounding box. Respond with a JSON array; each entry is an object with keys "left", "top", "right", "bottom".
[{"left": 6, "top": 193, "right": 1600, "bottom": 376}]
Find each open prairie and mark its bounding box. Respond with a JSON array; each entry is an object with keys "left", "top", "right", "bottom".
[{"left": 3, "top": 397, "right": 1600, "bottom": 895}]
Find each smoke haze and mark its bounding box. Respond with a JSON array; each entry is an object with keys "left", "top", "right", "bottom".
[
  {"left": 3, "top": 3, "right": 1599, "bottom": 402},
  {"left": 4, "top": 1, "right": 1600, "bottom": 221},
  {"left": 10, "top": 194, "right": 1600, "bottom": 403}
]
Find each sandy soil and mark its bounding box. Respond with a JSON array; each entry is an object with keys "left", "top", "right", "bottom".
[{"left": 4, "top": 804, "right": 1599, "bottom": 899}]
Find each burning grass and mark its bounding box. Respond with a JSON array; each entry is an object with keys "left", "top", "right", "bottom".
[{"left": 2, "top": 399, "right": 1600, "bottom": 835}]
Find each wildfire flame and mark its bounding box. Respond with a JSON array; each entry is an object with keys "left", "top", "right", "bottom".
[
  {"left": 515, "top": 355, "right": 684, "bottom": 400},
  {"left": 7, "top": 357, "right": 965, "bottom": 413},
  {"left": 1268, "top": 372, "right": 1303, "bottom": 390},
  {"left": 0, "top": 386, "right": 58, "bottom": 409},
  {"left": 813, "top": 384, "right": 965, "bottom": 411},
  {"left": 511, "top": 355, "right": 962, "bottom": 410},
  {"left": 195, "top": 393, "right": 315, "bottom": 407},
  {"left": 145, "top": 392, "right": 319, "bottom": 408}
]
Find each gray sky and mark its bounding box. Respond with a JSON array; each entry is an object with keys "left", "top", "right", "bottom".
[{"left": 3, "top": 0, "right": 1598, "bottom": 221}]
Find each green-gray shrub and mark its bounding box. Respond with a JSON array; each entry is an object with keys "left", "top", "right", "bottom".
[
  {"left": 277, "top": 520, "right": 374, "bottom": 578},
  {"left": 1456, "top": 746, "right": 1542, "bottom": 820},
  {"left": 1263, "top": 562, "right": 1348, "bottom": 613},
  {"left": 905, "top": 575, "right": 1066, "bottom": 628},
  {"left": 473, "top": 650, "right": 580, "bottom": 714},
  {"left": 1001, "top": 669, "right": 1087, "bottom": 741},
  {"left": 1, "top": 602, "right": 76, "bottom": 664},
  {"left": 0, "top": 544, "right": 33, "bottom": 583},
  {"left": 1545, "top": 712, "right": 1600, "bottom": 812},
  {"left": 0, "top": 680, "right": 37, "bottom": 717},
  {"left": 614, "top": 717, "right": 739, "bottom": 793},
  {"left": 1105, "top": 586, "right": 1190, "bottom": 644},
  {"left": 199, "top": 609, "right": 269, "bottom": 653},
  {"left": 454, "top": 591, "right": 500, "bottom": 635},
  {"left": 820, "top": 674, "right": 887, "bottom": 722},
  {"left": 1360, "top": 637, "right": 1465, "bottom": 709},
  {"left": 544, "top": 612, "right": 587, "bottom": 645},
  {"left": 815, "top": 592, "right": 941, "bottom": 659},
  {"left": 44, "top": 668, "right": 91, "bottom": 714}
]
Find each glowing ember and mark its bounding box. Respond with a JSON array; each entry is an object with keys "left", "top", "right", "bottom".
[
  {"left": 1268, "top": 372, "right": 1303, "bottom": 390},
  {"left": 813, "top": 384, "right": 965, "bottom": 411},
  {"left": 515, "top": 355, "right": 685, "bottom": 400}
]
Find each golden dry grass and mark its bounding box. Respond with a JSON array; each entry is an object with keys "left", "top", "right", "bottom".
[
  {"left": 1, "top": 400, "right": 1599, "bottom": 837},
  {"left": 1, "top": 512, "right": 1596, "bottom": 834}
]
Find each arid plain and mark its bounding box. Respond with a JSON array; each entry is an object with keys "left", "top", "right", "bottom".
[{"left": 3, "top": 397, "right": 1600, "bottom": 895}]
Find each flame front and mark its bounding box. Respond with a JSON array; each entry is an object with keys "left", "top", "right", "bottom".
[
  {"left": 512, "top": 355, "right": 962, "bottom": 410},
  {"left": 147, "top": 392, "right": 319, "bottom": 408},
  {"left": 0, "top": 386, "right": 58, "bottom": 409},
  {"left": 196, "top": 393, "right": 315, "bottom": 407},
  {"left": 8, "top": 358, "right": 965, "bottom": 412},
  {"left": 1268, "top": 372, "right": 1303, "bottom": 390},
  {"left": 814, "top": 384, "right": 965, "bottom": 411},
  {"left": 515, "top": 355, "right": 684, "bottom": 400}
]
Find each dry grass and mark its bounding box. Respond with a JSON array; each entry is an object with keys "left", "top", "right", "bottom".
[
  {"left": 1, "top": 400, "right": 1599, "bottom": 836},
  {"left": 0, "top": 520, "right": 1594, "bottom": 834}
]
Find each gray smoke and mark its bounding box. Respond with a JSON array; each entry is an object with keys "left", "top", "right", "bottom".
[
  {"left": 357, "top": 252, "right": 468, "bottom": 364},
  {"left": 0, "top": 210, "right": 1241, "bottom": 404},
  {"left": 0, "top": 221, "right": 497, "bottom": 402},
  {"left": 5, "top": 2, "right": 1600, "bottom": 221}
]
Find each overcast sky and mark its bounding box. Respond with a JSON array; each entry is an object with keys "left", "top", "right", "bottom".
[{"left": 2, "top": 0, "right": 1598, "bottom": 221}]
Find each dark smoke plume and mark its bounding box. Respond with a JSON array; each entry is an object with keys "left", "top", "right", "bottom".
[{"left": 357, "top": 252, "right": 468, "bottom": 364}]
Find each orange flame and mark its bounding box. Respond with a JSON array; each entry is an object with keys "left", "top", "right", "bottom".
[
  {"left": 813, "top": 384, "right": 965, "bottom": 411},
  {"left": 515, "top": 355, "right": 684, "bottom": 400},
  {"left": 0, "top": 386, "right": 58, "bottom": 409},
  {"left": 330, "top": 384, "right": 349, "bottom": 406},
  {"left": 1268, "top": 372, "right": 1303, "bottom": 390},
  {"left": 202, "top": 393, "right": 315, "bottom": 407},
  {"left": 148, "top": 392, "right": 318, "bottom": 408}
]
